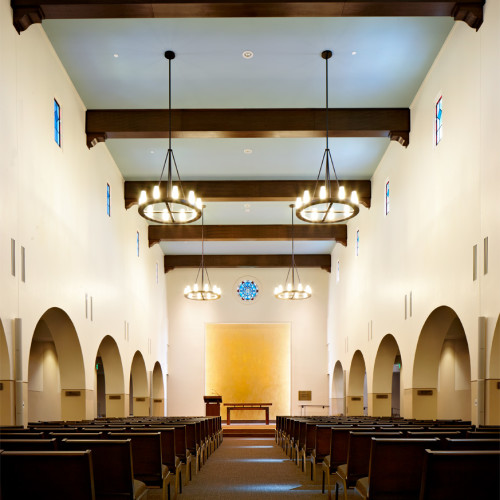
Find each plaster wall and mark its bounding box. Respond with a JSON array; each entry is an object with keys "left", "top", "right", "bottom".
[
  {"left": 166, "top": 268, "right": 329, "bottom": 417},
  {"left": 328, "top": 5, "right": 500, "bottom": 422},
  {"left": 0, "top": 0, "right": 168, "bottom": 421}
]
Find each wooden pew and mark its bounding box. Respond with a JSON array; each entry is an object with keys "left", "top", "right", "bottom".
[
  {"left": 0, "top": 438, "right": 57, "bottom": 451},
  {"left": 444, "top": 438, "right": 500, "bottom": 450},
  {"left": 50, "top": 432, "right": 103, "bottom": 444},
  {"left": 0, "top": 450, "right": 96, "bottom": 500},
  {"left": 331, "top": 431, "right": 402, "bottom": 500},
  {"left": 0, "top": 431, "right": 44, "bottom": 439},
  {"left": 355, "top": 438, "right": 439, "bottom": 500},
  {"left": 419, "top": 450, "right": 500, "bottom": 499},
  {"left": 62, "top": 439, "right": 148, "bottom": 500},
  {"left": 107, "top": 432, "right": 172, "bottom": 500},
  {"left": 309, "top": 425, "right": 332, "bottom": 482}
]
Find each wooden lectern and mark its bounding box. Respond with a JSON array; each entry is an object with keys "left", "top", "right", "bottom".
[{"left": 204, "top": 395, "right": 223, "bottom": 417}]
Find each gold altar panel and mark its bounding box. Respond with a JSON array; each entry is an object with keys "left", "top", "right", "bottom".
[{"left": 205, "top": 323, "right": 290, "bottom": 421}]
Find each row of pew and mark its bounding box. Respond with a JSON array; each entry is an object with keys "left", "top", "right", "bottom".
[
  {"left": 276, "top": 416, "right": 500, "bottom": 499},
  {"left": 0, "top": 416, "right": 222, "bottom": 500}
]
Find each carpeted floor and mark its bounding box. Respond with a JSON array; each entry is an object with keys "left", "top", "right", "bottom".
[{"left": 150, "top": 437, "right": 360, "bottom": 499}]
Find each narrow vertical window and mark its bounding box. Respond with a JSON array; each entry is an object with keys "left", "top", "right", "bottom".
[
  {"left": 11, "top": 239, "right": 16, "bottom": 276},
  {"left": 156, "top": 262, "right": 159, "bottom": 284},
  {"left": 435, "top": 96, "right": 443, "bottom": 145},
  {"left": 54, "top": 99, "right": 61, "bottom": 147},
  {"left": 473, "top": 244, "right": 477, "bottom": 281},
  {"left": 106, "top": 183, "right": 111, "bottom": 217},
  {"left": 21, "top": 246, "right": 26, "bottom": 283},
  {"left": 385, "top": 180, "right": 390, "bottom": 215},
  {"left": 137, "top": 231, "right": 140, "bottom": 257},
  {"left": 484, "top": 237, "right": 489, "bottom": 275},
  {"left": 336, "top": 260, "right": 340, "bottom": 283},
  {"left": 355, "top": 230, "right": 359, "bottom": 257}
]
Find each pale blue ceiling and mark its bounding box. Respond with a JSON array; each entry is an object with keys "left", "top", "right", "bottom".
[{"left": 42, "top": 16, "right": 454, "bottom": 257}]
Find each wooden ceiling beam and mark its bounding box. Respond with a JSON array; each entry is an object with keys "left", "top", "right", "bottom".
[
  {"left": 85, "top": 108, "right": 410, "bottom": 148},
  {"left": 149, "top": 224, "right": 347, "bottom": 246},
  {"left": 13, "top": 1, "right": 484, "bottom": 33},
  {"left": 125, "top": 180, "right": 371, "bottom": 209},
  {"left": 164, "top": 254, "right": 332, "bottom": 272}
]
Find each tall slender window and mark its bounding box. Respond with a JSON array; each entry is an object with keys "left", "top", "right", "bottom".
[
  {"left": 385, "top": 180, "right": 390, "bottom": 215},
  {"left": 336, "top": 260, "right": 340, "bottom": 283},
  {"left": 435, "top": 96, "right": 443, "bottom": 145},
  {"left": 106, "top": 183, "right": 111, "bottom": 217},
  {"left": 356, "top": 230, "right": 360, "bottom": 257},
  {"left": 54, "top": 99, "right": 61, "bottom": 147},
  {"left": 136, "top": 231, "right": 140, "bottom": 257}
]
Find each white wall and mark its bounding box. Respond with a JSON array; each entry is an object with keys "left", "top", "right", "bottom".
[
  {"left": 328, "top": 3, "right": 500, "bottom": 422},
  {"left": 166, "top": 267, "right": 329, "bottom": 417},
  {"left": 0, "top": 0, "right": 168, "bottom": 422}
]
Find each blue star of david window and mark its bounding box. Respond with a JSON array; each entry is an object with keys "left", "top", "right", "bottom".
[{"left": 236, "top": 280, "right": 259, "bottom": 301}]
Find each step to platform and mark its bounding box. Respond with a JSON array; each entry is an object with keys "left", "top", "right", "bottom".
[{"left": 222, "top": 427, "right": 276, "bottom": 438}]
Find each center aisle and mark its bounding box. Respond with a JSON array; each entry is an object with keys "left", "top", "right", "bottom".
[{"left": 176, "top": 437, "right": 326, "bottom": 498}]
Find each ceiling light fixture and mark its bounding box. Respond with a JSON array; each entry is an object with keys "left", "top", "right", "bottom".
[
  {"left": 184, "top": 207, "right": 221, "bottom": 301},
  {"left": 242, "top": 50, "right": 254, "bottom": 59},
  {"left": 138, "top": 51, "right": 202, "bottom": 224},
  {"left": 296, "top": 50, "right": 359, "bottom": 224},
  {"left": 274, "top": 204, "right": 312, "bottom": 300}
]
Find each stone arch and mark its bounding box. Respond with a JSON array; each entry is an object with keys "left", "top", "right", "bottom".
[
  {"left": 152, "top": 362, "right": 165, "bottom": 417},
  {"left": 347, "top": 350, "right": 366, "bottom": 416},
  {"left": 412, "top": 306, "right": 471, "bottom": 420},
  {"left": 129, "top": 351, "right": 149, "bottom": 416},
  {"left": 486, "top": 315, "right": 500, "bottom": 424},
  {"left": 371, "top": 334, "right": 402, "bottom": 417},
  {"left": 331, "top": 360, "right": 345, "bottom": 416},
  {"left": 95, "top": 335, "right": 125, "bottom": 418},
  {"left": 0, "top": 319, "right": 14, "bottom": 425},
  {"left": 27, "top": 307, "right": 86, "bottom": 422}
]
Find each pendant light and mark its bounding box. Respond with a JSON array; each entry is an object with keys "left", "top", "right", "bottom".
[
  {"left": 274, "top": 204, "right": 312, "bottom": 300},
  {"left": 138, "top": 51, "right": 202, "bottom": 224},
  {"left": 296, "top": 50, "right": 360, "bottom": 224},
  {"left": 184, "top": 207, "right": 221, "bottom": 301}
]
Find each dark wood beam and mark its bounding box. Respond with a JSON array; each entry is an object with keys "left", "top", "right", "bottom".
[
  {"left": 125, "top": 180, "right": 371, "bottom": 209},
  {"left": 149, "top": 224, "right": 347, "bottom": 246},
  {"left": 85, "top": 108, "right": 410, "bottom": 148},
  {"left": 164, "top": 254, "right": 331, "bottom": 272},
  {"left": 13, "top": 1, "right": 484, "bottom": 33}
]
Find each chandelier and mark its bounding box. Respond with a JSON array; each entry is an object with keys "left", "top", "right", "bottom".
[
  {"left": 184, "top": 207, "right": 221, "bottom": 301},
  {"left": 274, "top": 204, "right": 312, "bottom": 300},
  {"left": 138, "top": 51, "right": 202, "bottom": 224},
  {"left": 296, "top": 50, "right": 359, "bottom": 224}
]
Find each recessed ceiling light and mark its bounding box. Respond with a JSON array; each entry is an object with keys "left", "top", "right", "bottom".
[
  {"left": 242, "top": 50, "right": 254, "bottom": 59},
  {"left": 113, "top": 53, "right": 119, "bottom": 58},
  {"left": 243, "top": 148, "right": 253, "bottom": 154},
  {"left": 351, "top": 51, "right": 357, "bottom": 56},
  {"left": 150, "top": 150, "right": 155, "bottom": 154}
]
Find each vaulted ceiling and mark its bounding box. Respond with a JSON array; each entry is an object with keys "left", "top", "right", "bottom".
[{"left": 12, "top": 1, "right": 484, "bottom": 272}]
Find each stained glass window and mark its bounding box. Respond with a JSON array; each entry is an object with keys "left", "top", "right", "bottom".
[
  {"left": 385, "top": 180, "right": 390, "bottom": 215},
  {"left": 106, "top": 183, "right": 111, "bottom": 217},
  {"left": 54, "top": 99, "right": 61, "bottom": 147},
  {"left": 236, "top": 280, "right": 259, "bottom": 301},
  {"left": 336, "top": 260, "right": 340, "bottom": 283},
  {"left": 356, "top": 230, "right": 359, "bottom": 257},
  {"left": 435, "top": 96, "right": 443, "bottom": 145},
  {"left": 136, "top": 231, "right": 140, "bottom": 257}
]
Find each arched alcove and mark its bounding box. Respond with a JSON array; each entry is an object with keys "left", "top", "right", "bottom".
[
  {"left": 412, "top": 306, "right": 471, "bottom": 420},
  {"left": 330, "top": 361, "right": 345, "bottom": 416},
  {"left": 129, "top": 351, "right": 149, "bottom": 417},
  {"left": 347, "top": 350, "right": 366, "bottom": 416},
  {"left": 371, "top": 334, "right": 402, "bottom": 417},
  {"left": 0, "top": 319, "right": 14, "bottom": 425},
  {"left": 95, "top": 335, "right": 125, "bottom": 418},
  {"left": 27, "top": 307, "right": 86, "bottom": 422},
  {"left": 152, "top": 362, "right": 165, "bottom": 417},
  {"left": 486, "top": 315, "right": 500, "bottom": 424}
]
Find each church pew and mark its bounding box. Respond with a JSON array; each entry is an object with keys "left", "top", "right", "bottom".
[
  {"left": 444, "top": 438, "right": 500, "bottom": 450},
  {"left": 309, "top": 425, "right": 332, "bottom": 481},
  {"left": 107, "top": 432, "right": 172, "bottom": 500},
  {"left": 330, "top": 431, "right": 402, "bottom": 500},
  {"left": 62, "top": 439, "right": 148, "bottom": 500},
  {"left": 50, "top": 432, "right": 103, "bottom": 443},
  {"left": 0, "top": 431, "right": 45, "bottom": 439},
  {"left": 0, "top": 438, "right": 57, "bottom": 451},
  {"left": 0, "top": 450, "right": 96, "bottom": 500},
  {"left": 355, "top": 438, "right": 440, "bottom": 500},
  {"left": 466, "top": 430, "right": 500, "bottom": 439},
  {"left": 419, "top": 450, "right": 500, "bottom": 499}
]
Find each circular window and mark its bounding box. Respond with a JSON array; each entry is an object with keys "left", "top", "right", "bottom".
[{"left": 236, "top": 279, "right": 259, "bottom": 302}]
